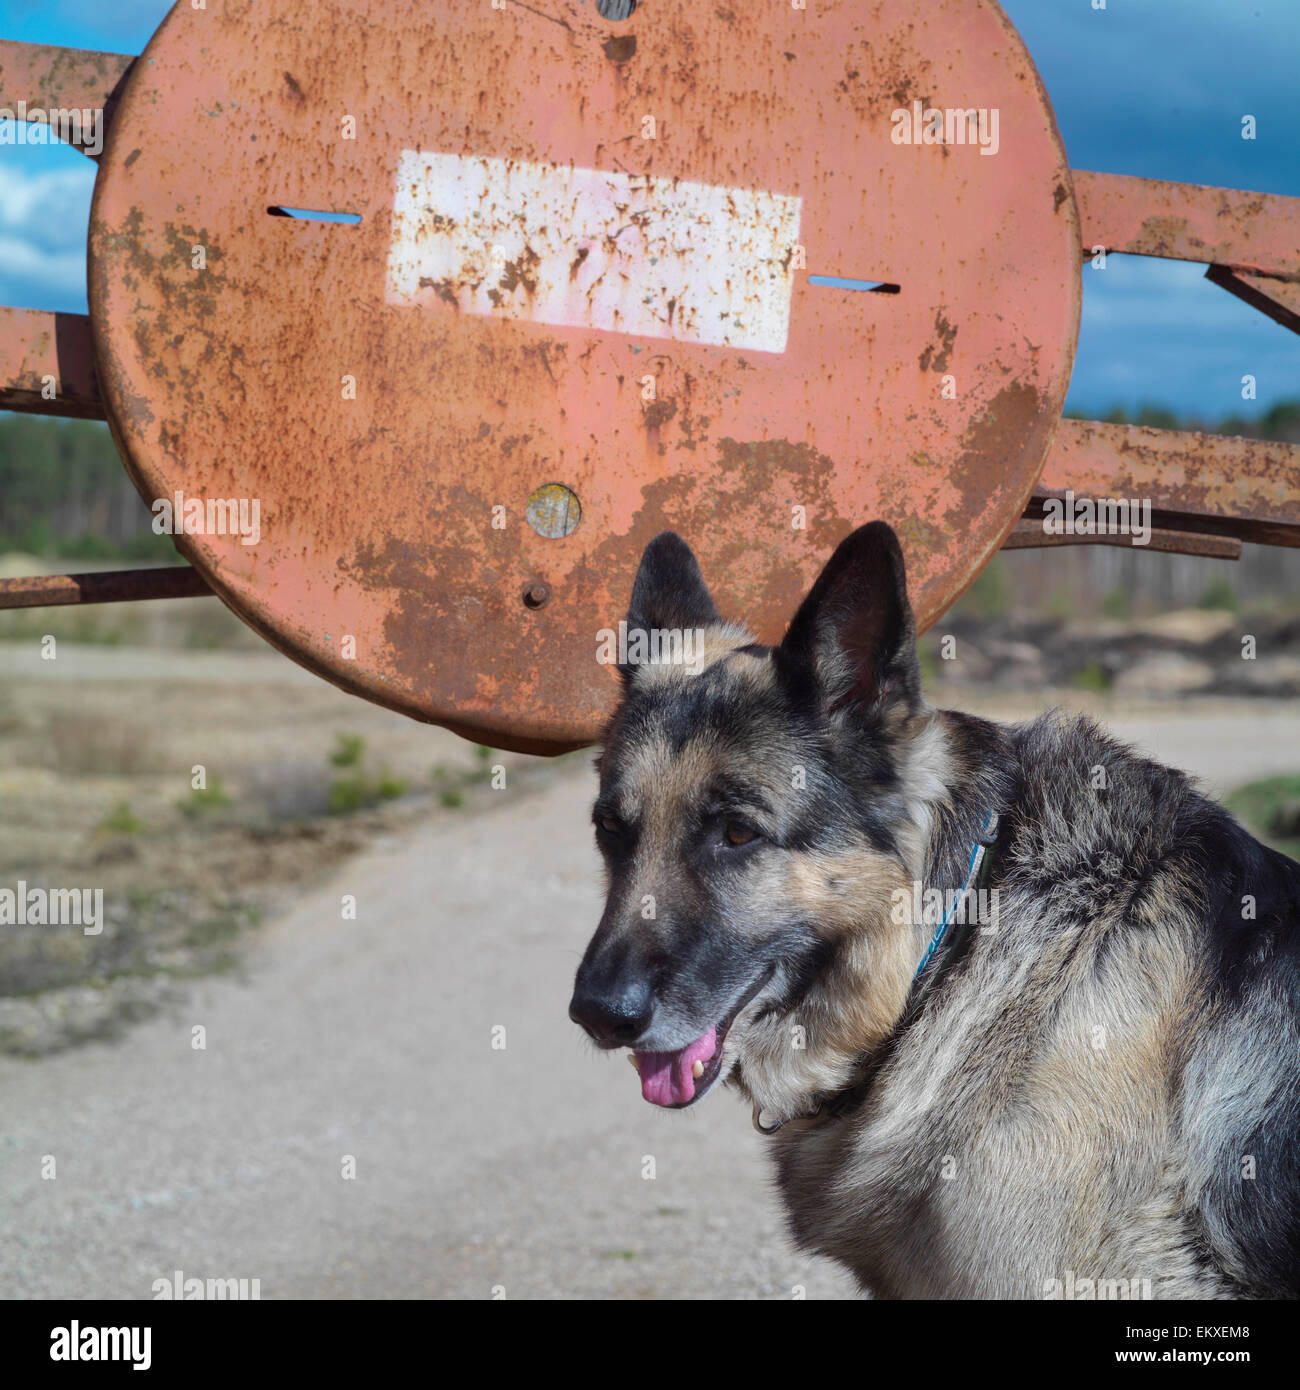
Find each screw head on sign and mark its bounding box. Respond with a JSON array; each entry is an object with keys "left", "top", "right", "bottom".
[{"left": 523, "top": 582, "right": 552, "bottom": 610}]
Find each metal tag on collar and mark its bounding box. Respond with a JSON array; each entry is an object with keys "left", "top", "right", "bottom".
[
  {"left": 752, "top": 1104, "right": 784, "bottom": 1135},
  {"left": 752, "top": 1097, "right": 823, "bottom": 1135}
]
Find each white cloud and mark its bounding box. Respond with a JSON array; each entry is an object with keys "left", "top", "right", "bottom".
[
  {"left": 0, "top": 160, "right": 95, "bottom": 252},
  {"left": 0, "top": 233, "right": 85, "bottom": 297},
  {"left": 0, "top": 150, "right": 94, "bottom": 308}
]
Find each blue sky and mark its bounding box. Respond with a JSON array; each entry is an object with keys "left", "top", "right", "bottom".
[{"left": 0, "top": 0, "right": 1296, "bottom": 421}]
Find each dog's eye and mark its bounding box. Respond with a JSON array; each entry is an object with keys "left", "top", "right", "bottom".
[
  {"left": 724, "top": 823, "right": 757, "bottom": 847},
  {"left": 597, "top": 816, "right": 622, "bottom": 836}
]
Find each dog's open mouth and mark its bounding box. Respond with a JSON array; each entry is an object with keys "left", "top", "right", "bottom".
[{"left": 631, "top": 966, "right": 774, "bottom": 1109}]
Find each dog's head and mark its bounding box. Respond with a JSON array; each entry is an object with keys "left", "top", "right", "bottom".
[{"left": 569, "top": 523, "right": 943, "bottom": 1119}]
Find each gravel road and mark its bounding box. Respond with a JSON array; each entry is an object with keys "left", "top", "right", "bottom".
[{"left": 1, "top": 696, "right": 1296, "bottom": 1300}]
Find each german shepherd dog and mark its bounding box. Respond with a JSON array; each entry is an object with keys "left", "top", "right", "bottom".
[{"left": 570, "top": 523, "right": 1300, "bottom": 1299}]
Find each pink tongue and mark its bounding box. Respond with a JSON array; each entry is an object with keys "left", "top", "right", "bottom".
[{"left": 634, "top": 1028, "right": 717, "bottom": 1107}]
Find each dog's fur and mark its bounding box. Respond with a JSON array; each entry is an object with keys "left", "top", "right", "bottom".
[{"left": 570, "top": 524, "right": 1300, "bottom": 1299}]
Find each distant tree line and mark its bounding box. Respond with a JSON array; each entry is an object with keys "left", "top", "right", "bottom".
[
  {"left": 0, "top": 416, "right": 174, "bottom": 561},
  {"left": 1066, "top": 400, "right": 1300, "bottom": 444}
]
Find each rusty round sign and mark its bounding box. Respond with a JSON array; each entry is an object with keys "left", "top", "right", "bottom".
[{"left": 89, "top": 0, "right": 1080, "bottom": 753}]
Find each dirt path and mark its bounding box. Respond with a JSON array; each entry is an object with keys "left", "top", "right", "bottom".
[
  {"left": 1, "top": 699, "right": 1296, "bottom": 1300},
  {"left": 0, "top": 759, "right": 854, "bottom": 1300}
]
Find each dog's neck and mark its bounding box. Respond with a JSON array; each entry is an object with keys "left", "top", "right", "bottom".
[
  {"left": 901, "top": 706, "right": 1013, "bottom": 887},
  {"left": 735, "top": 707, "right": 1015, "bottom": 1130}
]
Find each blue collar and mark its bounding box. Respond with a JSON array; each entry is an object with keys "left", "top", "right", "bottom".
[
  {"left": 912, "top": 809, "right": 1001, "bottom": 982},
  {"left": 752, "top": 807, "right": 1004, "bottom": 1135}
]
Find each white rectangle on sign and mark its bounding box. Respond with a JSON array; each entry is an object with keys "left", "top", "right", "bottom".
[{"left": 386, "top": 151, "right": 802, "bottom": 354}]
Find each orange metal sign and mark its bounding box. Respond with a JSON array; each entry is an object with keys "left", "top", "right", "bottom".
[{"left": 88, "top": 0, "right": 1080, "bottom": 752}]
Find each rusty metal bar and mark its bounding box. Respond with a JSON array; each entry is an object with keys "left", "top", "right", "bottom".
[
  {"left": 1205, "top": 264, "right": 1300, "bottom": 336},
  {"left": 0, "top": 569, "right": 213, "bottom": 610},
  {"left": 1074, "top": 171, "right": 1300, "bottom": 283},
  {"left": 1003, "top": 516, "right": 1241, "bottom": 560},
  {"left": 1035, "top": 419, "right": 1300, "bottom": 550},
  {"left": 0, "top": 308, "right": 104, "bottom": 419},
  {"left": 0, "top": 40, "right": 133, "bottom": 161}
]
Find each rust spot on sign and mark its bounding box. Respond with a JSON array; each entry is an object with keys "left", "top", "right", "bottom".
[
  {"left": 602, "top": 34, "right": 636, "bottom": 63},
  {"left": 919, "top": 310, "right": 958, "bottom": 373}
]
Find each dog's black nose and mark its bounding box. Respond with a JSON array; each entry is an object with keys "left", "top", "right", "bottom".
[{"left": 569, "top": 977, "right": 654, "bottom": 1046}]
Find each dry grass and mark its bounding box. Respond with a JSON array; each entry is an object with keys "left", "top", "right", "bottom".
[{"left": 43, "top": 712, "right": 165, "bottom": 777}]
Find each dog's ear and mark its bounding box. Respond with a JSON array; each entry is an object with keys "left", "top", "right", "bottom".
[
  {"left": 776, "top": 522, "right": 921, "bottom": 717},
  {"left": 621, "top": 532, "right": 722, "bottom": 681}
]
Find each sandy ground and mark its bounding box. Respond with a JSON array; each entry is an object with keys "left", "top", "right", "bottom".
[{"left": 0, "top": 647, "right": 1298, "bottom": 1300}]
